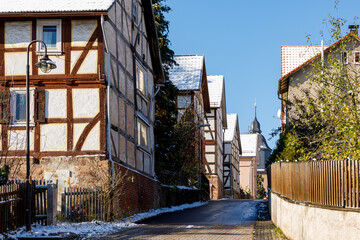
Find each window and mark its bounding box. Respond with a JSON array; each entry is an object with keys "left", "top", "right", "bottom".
[
  {"left": 342, "top": 51, "right": 348, "bottom": 64},
  {"left": 37, "top": 19, "right": 62, "bottom": 54},
  {"left": 10, "top": 88, "right": 35, "bottom": 125},
  {"left": 136, "top": 63, "right": 146, "bottom": 96},
  {"left": 137, "top": 119, "right": 149, "bottom": 150},
  {"left": 132, "top": 3, "right": 138, "bottom": 22},
  {"left": 355, "top": 51, "right": 360, "bottom": 64}
]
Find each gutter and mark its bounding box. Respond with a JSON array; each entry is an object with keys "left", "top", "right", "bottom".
[{"left": 100, "top": 15, "right": 115, "bottom": 188}]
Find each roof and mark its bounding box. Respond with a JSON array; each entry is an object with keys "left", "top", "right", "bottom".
[
  {"left": 224, "top": 114, "right": 237, "bottom": 142},
  {"left": 207, "top": 75, "right": 224, "bottom": 107},
  {"left": 168, "top": 55, "right": 204, "bottom": 90},
  {"left": 239, "top": 134, "right": 258, "bottom": 157},
  {"left": 281, "top": 46, "right": 324, "bottom": 77},
  {"left": 278, "top": 33, "right": 360, "bottom": 95},
  {"left": 0, "top": 0, "right": 115, "bottom": 13}
]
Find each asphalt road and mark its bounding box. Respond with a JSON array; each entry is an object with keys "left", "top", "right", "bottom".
[
  {"left": 139, "top": 199, "right": 261, "bottom": 225},
  {"left": 98, "top": 199, "right": 262, "bottom": 239}
]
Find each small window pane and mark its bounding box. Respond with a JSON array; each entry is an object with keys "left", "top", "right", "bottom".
[
  {"left": 15, "top": 93, "right": 26, "bottom": 121},
  {"left": 138, "top": 120, "right": 149, "bottom": 149},
  {"left": 342, "top": 51, "right": 348, "bottom": 64},
  {"left": 136, "top": 66, "right": 146, "bottom": 95},
  {"left": 355, "top": 52, "right": 360, "bottom": 63},
  {"left": 43, "top": 26, "right": 57, "bottom": 48}
]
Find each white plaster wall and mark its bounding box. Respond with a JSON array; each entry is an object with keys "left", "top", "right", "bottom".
[
  {"left": 78, "top": 50, "right": 97, "bottom": 74},
  {"left": 8, "top": 130, "right": 34, "bottom": 150},
  {"left": 82, "top": 122, "right": 100, "bottom": 151},
  {"left": 39, "top": 55, "right": 65, "bottom": 75},
  {"left": 71, "top": 51, "right": 82, "bottom": 71},
  {"left": 205, "top": 145, "right": 215, "bottom": 152},
  {"left": 206, "top": 153, "right": 215, "bottom": 163},
  {"left": 271, "top": 193, "right": 360, "bottom": 240},
  {"left": 5, "top": 21, "right": 31, "bottom": 48},
  {"left": 73, "top": 123, "right": 87, "bottom": 147},
  {"left": 71, "top": 20, "right": 97, "bottom": 46},
  {"left": 40, "top": 124, "right": 67, "bottom": 151},
  {"left": 45, "top": 89, "right": 67, "bottom": 118},
  {"left": 73, "top": 89, "right": 99, "bottom": 118},
  {"left": 5, "top": 52, "right": 31, "bottom": 75}
]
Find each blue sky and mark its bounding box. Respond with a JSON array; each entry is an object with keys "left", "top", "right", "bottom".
[{"left": 165, "top": 0, "right": 359, "bottom": 149}]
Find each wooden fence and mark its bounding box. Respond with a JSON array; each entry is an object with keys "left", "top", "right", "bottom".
[
  {"left": 61, "top": 186, "right": 108, "bottom": 222},
  {"left": 269, "top": 159, "right": 360, "bottom": 208},
  {"left": 0, "top": 181, "right": 26, "bottom": 233},
  {"left": 0, "top": 180, "right": 57, "bottom": 233}
]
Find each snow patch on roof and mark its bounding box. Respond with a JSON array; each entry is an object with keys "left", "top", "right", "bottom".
[
  {"left": 207, "top": 75, "right": 224, "bottom": 108},
  {"left": 240, "top": 134, "right": 258, "bottom": 157},
  {"left": 224, "top": 114, "right": 237, "bottom": 142},
  {"left": 0, "top": 0, "right": 115, "bottom": 13},
  {"left": 168, "top": 55, "right": 204, "bottom": 91},
  {"left": 281, "top": 46, "right": 326, "bottom": 77}
]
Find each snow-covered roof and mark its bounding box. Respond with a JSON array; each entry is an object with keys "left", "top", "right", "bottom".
[
  {"left": 207, "top": 75, "right": 224, "bottom": 108},
  {"left": 224, "top": 114, "right": 237, "bottom": 142},
  {"left": 240, "top": 134, "right": 258, "bottom": 157},
  {"left": 281, "top": 46, "right": 325, "bottom": 77},
  {"left": 168, "top": 55, "right": 204, "bottom": 91},
  {"left": 0, "top": 0, "right": 115, "bottom": 13}
]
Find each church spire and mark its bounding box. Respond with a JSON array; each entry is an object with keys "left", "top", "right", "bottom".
[{"left": 250, "top": 100, "right": 261, "bottom": 134}]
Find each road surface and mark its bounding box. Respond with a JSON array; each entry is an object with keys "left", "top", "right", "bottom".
[{"left": 98, "top": 199, "right": 261, "bottom": 240}]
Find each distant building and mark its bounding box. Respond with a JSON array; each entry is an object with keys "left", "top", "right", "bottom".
[
  {"left": 205, "top": 75, "right": 227, "bottom": 199},
  {"left": 239, "top": 105, "right": 271, "bottom": 198},
  {"left": 168, "top": 55, "right": 211, "bottom": 186},
  {"left": 223, "top": 113, "right": 241, "bottom": 198}
]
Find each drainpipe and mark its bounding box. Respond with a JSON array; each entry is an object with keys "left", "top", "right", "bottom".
[{"left": 101, "top": 15, "right": 115, "bottom": 188}]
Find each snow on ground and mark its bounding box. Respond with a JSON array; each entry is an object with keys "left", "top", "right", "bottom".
[{"left": 1, "top": 201, "right": 207, "bottom": 240}]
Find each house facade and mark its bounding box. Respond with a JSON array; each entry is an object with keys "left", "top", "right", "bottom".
[
  {"left": 168, "top": 55, "right": 211, "bottom": 187},
  {"left": 204, "top": 75, "right": 227, "bottom": 199},
  {"left": 223, "top": 113, "right": 241, "bottom": 198},
  {"left": 278, "top": 31, "right": 360, "bottom": 128},
  {"left": 0, "top": 0, "right": 164, "bottom": 212}
]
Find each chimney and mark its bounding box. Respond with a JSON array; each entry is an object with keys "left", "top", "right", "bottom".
[{"left": 349, "top": 25, "right": 359, "bottom": 35}]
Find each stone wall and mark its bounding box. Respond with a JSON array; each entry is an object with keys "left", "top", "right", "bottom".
[
  {"left": 208, "top": 175, "right": 224, "bottom": 200},
  {"left": 270, "top": 191, "right": 360, "bottom": 240}
]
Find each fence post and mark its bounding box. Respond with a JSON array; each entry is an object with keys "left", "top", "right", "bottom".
[{"left": 47, "top": 183, "right": 58, "bottom": 225}]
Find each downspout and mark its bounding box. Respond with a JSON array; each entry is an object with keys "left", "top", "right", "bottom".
[{"left": 101, "top": 15, "right": 115, "bottom": 188}]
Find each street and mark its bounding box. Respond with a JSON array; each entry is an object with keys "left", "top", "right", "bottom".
[{"left": 98, "top": 199, "right": 262, "bottom": 240}]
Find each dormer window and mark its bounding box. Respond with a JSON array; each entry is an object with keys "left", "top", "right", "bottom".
[{"left": 37, "top": 19, "right": 62, "bottom": 54}]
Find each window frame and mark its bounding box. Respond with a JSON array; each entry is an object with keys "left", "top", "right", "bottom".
[
  {"left": 342, "top": 51, "right": 348, "bottom": 65},
  {"left": 137, "top": 116, "right": 150, "bottom": 151},
  {"left": 135, "top": 61, "right": 147, "bottom": 97},
  {"left": 354, "top": 51, "right": 360, "bottom": 64},
  {"left": 36, "top": 19, "right": 62, "bottom": 55},
  {"left": 10, "top": 87, "right": 35, "bottom": 126}
]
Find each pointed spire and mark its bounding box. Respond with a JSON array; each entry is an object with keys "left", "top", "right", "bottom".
[{"left": 250, "top": 100, "right": 261, "bottom": 134}]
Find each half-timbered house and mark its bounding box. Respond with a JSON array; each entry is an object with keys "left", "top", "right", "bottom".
[
  {"left": 204, "top": 75, "right": 227, "bottom": 199},
  {"left": 0, "top": 0, "right": 164, "bottom": 212},
  {"left": 223, "top": 113, "right": 241, "bottom": 198},
  {"left": 168, "top": 55, "right": 211, "bottom": 186}
]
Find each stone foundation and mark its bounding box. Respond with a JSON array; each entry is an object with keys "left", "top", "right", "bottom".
[{"left": 208, "top": 175, "right": 224, "bottom": 200}]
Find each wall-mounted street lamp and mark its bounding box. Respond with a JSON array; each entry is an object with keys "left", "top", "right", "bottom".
[
  {"left": 26, "top": 40, "right": 56, "bottom": 231},
  {"left": 198, "top": 123, "right": 210, "bottom": 201}
]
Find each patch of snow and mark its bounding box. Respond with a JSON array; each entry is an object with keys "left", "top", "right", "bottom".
[{"left": 2, "top": 201, "right": 207, "bottom": 239}]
